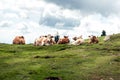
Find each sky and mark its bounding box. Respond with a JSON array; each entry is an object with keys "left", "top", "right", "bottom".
[{"left": 0, "top": 0, "right": 120, "bottom": 44}]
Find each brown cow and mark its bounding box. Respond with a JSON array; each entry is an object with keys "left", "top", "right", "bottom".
[
  {"left": 13, "top": 36, "right": 25, "bottom": 44},
  {"left": 57, "top": 36, "right": 70, "bottom": 44},
  {"left": 88, "top": 35, "right": 99, "bottom": 44}
]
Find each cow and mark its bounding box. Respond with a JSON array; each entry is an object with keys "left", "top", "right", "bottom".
[
  {"left": 71, "top": 35, "right": 84, "bottom": 45},
  {"left": 13, "top": 36, "right": 25, "bottom": 44},
  {"left": 88, "top": 35, "right": 99, "bottom": 44},
  {"left": 57, "top": 36, "right": 70, "bottom": 44},
  {"left": 103, "top": 35, "right": 111, "bottom": 42},
  {"left": 34, "top": 36, "right": 44, "bottom": 46},
  {"left": 34, "top": 34, "right": 56, "bottom": 46}
]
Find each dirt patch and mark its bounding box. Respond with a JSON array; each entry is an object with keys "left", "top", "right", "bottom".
[
  {"left": 45, "top": 77, "right": 61, "bottom": 80},
  {"left": 33, "top": 55, "right": 55, "bottom": 59}
]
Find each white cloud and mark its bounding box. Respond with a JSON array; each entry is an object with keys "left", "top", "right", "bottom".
[
  {"left": 0, "top": 0, "right": 120, "bottom": 44},
  {"left": 0, "top": 20, "right": 14, "bottom": 27},
  {"left": 4, "top": 13, "right": 19, "bottom": 19},
  {"left": 73, "top": 13, "right": 120, "bottom": 38}
]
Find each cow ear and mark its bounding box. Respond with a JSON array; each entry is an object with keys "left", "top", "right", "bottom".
[
  {"left": 21, "top": 36, "right": 24, "bottom": 38},
  {"left": 51, "top": 36, "right": 53, "bottom": 38}
]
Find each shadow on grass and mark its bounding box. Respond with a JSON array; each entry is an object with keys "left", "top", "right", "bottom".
[{"left": 45, "top": 76, "right": 62, "bottom": 80}]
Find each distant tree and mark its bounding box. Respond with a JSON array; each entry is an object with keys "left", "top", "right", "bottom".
[{"left": 101, "top": 30, "right": 106, "bottom": 36}]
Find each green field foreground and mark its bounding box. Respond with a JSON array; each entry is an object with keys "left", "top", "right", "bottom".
[{"left": 0, "top": 34, "right": 120, "bottom": 80}]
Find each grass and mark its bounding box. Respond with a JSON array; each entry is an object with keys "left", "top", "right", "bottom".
[{"left": 0, "top": 34, "right": 120, "bottom": 80}]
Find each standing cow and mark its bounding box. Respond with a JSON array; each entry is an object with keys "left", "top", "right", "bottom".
[{"left": 13, "top": 36, "right": 25, "bottom": 44}]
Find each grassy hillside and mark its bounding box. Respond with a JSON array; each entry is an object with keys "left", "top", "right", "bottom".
[{"left": 0, "top": 34, "right": 120, "bottom": 80}]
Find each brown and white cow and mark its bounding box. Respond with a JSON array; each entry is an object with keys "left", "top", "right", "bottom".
[
  {"left": 34, "top": 34, "right": 56, "bottom": 46},
  {"left": 13, "top": 36, "right": 25, "bottom": 44},
  {"left": 88, "top": 35, "right": 99, "bottom": 44},
  {"left": 71, "top": 35, "right": 84, "bottom": 45},
  {"left": 103, "top": 35, "right": 111, "bottom": 42},
  {"left": 57, "top": 36, "right": 70, "bottom": 44}
]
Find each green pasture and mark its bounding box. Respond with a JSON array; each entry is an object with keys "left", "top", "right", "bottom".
[{"left": 0, "top": 34, "right": 120, "bottom": 80}]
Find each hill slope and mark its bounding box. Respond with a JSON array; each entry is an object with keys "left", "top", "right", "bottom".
[{"left": 0, "top": 34, "right": 120, "bottom": 80}]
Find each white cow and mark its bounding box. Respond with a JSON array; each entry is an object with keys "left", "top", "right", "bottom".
[
  {"left": 103, "top": 35, "right": 111, "bottom": 42},
  {"left": 34, "top": 34, "right": 55, "bottom": 46},
  {"left": 71, "top": 36, "right": 84, "bottom": 45}
]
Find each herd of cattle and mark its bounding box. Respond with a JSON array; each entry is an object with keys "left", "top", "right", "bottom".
[{"left": 12, "top": 34, "right": 111, "bottom": 46}]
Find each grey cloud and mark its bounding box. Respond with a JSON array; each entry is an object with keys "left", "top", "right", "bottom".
[
  {"left": 0, "top": 22, "right": 10, "bottom": 28},
  {"left": 39, "top": 14, "right": 80, "bottom": 30},
  {"left": 45, "top": 0, "right": 119, "bottom": 16},
  {"left": 0, "top": 21, "right": 13, "bottom": 28}
]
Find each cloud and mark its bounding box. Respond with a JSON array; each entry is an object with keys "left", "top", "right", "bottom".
[
  {"left": 39, "top": 14, "right": 80, "bottom": 29},
  {"left": 0, "top": 21, "right": 13, "bottom": 27},
  {"left": 73, "top": 13, "right": 120, "bottom": 37},
  {"left": 39, "top": 7, "right": 81, "bottom": 29},
  {"left": 0, "top": 0, "right": 120, "bottom": 44},
  {"left": 45, "top": 0, "right": 120, "bottom": 16}
]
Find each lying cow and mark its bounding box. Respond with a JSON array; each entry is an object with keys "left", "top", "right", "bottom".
[
  {"left": 57, "top": 36, "right": 70, "bottom": 44},
  {"left": 103, "top": 35, "right": 111, "bottom": 42},
  {"left": 34, "top": 34, "right": 56, "bottom": 46},
  {"left": 13, "top": 36, "right": 25, "bottom": 44},
  {"left": 88, "top": 35, "right": 99, "bottom": 44},
  {"left": 71, "top": 36, "right": 84, "bottom": 45}
]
